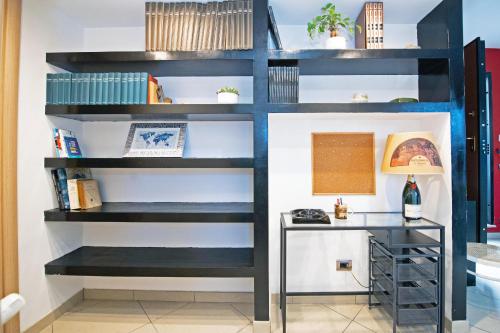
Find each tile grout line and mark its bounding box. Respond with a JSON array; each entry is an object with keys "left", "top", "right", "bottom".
[
  {"left": 147, "top": 301, "right": 193, "bottom": 324},
  {"left": 235, "top": 323, "right": 253, "bottom": 333},
  {"left": 136, "top": 300, "right": 159, "bottom": 333},
  {"left": 230, "top": 303, "right": 253, "bottom": 323},
  {"left": 342, "top": 319, "right": 355, "bottom": 333},
  {"left": 350, "top": 305, "right": 378, "bottom": 333}
]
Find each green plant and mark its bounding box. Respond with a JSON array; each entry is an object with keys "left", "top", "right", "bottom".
[
  {"left": 216, "top": 87, "right": 239, "bottom": 95},
  {"left": 307, "top": 3, "right": 361, "bottom": 39}
]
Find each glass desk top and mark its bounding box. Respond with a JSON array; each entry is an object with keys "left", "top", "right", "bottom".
[{"left": 281, "top": 212, "right": 443, "bottom": 231}]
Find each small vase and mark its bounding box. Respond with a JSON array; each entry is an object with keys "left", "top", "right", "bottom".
[
  {"left": 217, "top": 92, "right": 239, "bottom": 104},
  {"left": 325, "top": 36, "right": 347, "bottom": 49}
]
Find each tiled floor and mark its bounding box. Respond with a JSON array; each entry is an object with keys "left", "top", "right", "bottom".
[{"left": 37, "top": 287, "right": 500, "bottom": 333}]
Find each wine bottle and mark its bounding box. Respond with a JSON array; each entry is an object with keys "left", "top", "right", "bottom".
[{"left": 402, "top": 175, "right": 421, "bottom": 221}]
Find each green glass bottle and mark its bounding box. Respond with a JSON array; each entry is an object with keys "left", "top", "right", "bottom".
[{"left": 402, "top": 175, "right": 421, "bottom": 221}]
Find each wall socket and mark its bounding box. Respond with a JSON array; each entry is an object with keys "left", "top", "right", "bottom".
[{"left": 336, "top": 260, "right": 353, "bottom": 271}]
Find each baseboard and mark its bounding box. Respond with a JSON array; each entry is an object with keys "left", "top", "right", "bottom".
[
  {"left": 270, "top": 292, "right": 369, "bottom": 305},
  {"left": 23, "top": 290, "right": 83, "bottom": 333}
]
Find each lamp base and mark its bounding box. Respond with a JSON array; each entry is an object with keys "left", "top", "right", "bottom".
[{"left": 402, "top": 174, "right": 422, "bottom": 221}]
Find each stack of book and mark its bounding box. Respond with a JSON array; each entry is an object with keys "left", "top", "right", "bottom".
[
  {"left": 53, "top": 128, "right": 83, "bottom": 158},
  {"left": 268, "top": 66, "right": 299, "bottom": 104},
  {"left": 46, "top": 72, "right": 159, "bottom": 105},
  {"left": 51, "top": 168, "right": 102, "bottom": 210},
  {"left": 355, "top": 2, "right": 384, "bottom": 49},
  {"left": 145, "top": 1, "right": 253, "bottom": 51}
]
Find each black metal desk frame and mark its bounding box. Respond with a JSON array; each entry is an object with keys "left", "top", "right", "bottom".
[{"left": 279, "top": 212, "right": 445, "bottom": 333}]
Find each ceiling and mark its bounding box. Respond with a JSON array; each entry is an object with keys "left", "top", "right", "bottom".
[{"left": 48, "top": 0, "right": 443, "bottom": 28}]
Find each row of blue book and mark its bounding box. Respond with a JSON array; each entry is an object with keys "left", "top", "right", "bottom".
[{"left": 46, "top": 72, "right": 149, "bottom": 105}]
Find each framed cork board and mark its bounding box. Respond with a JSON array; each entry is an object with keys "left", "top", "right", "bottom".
[{"left": 312, "top": 132, "right": 376, "bottom": 195}]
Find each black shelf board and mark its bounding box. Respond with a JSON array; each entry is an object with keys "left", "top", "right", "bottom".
[
  {"left": 44, "top": 158, "right": 253, "bottom": 169},
  {"left": 45, "top": 104, "right": 255, "bottom": 121},
  {"left": 46, "top": 51, "right": 254, "bottom": 77},
  {"left": 45, "top": 246, "right": 254, "bottom": 277},
  {"left": 45, "top": 202, "right": 254, "bottom": 223},
  {"left": 269, "top": 49, "right": 450, "bottom": 75},
  {"left": 269, "top": 102, "right": 451, "bottom": 113},
  {"left": 390, "top": 230, "right": 441, "bottom": 248}
]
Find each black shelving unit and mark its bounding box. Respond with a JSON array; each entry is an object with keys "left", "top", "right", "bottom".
[
  {"left": 44, "top": 202, "right": 254, "bottom": 223},
  {"left": 45, "top": 246, "right": 254, "bottom": 277},
  {"left": 44, "top": 0, "right": 466, "bottom": 324}
]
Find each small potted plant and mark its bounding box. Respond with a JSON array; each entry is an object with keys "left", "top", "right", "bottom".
[
  {"left": 216, "top": 87, "right": 239, "bottom": 104},
  {"left": 307, "top": 3, "right": 361, "bottom": 49}
]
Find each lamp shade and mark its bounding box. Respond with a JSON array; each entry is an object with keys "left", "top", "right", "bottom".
[{"left": 381, "top": 131, "right": 444, "bottom": 175}]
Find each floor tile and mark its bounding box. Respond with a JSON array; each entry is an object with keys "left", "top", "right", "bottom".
[
  {"left": 40, "top": 324, "right": 53, "bottom": 333},
  {"left": 291, "top": 295, "right": 356, "bottom": 305},
  {"left": 53, "top": 300, "right": 149, "bottom": 333},
  {"left": 139, "top": 301, "right": 187, "bottom": 321},
  {"left": 195, "top": 292, "right": 253, "bottom": 303},
  {"left": 134, "top": 290, "right": 194, "bottom": 302},
  {"left": 84, "top": 289, "right": 134, "bottom": 301},
  {"left": 344, "top": 321, "right": 374, "bottom": 332},
  {"left": 470, "top": 326, "right": 490, "bottom": 333},
  {"left": 324, "top": 304, "right": 364, "bottom": 320},
  {"left": 467, "top": 303, "right": 500, "bottom": 333},
  {"left": 352, "top": 306, "right": 393, "bottom": 333},
  {"left": 152, "top": 302, "right": 250, "bottom": 333},
  {"left": 236, "top": 324, "right": 253, "bottom": 333},
  {"left": 279, "top": 303, "right": 352, "bottom": 333},
  {"left": 130, "top": 324, "right": 158, "bottom": 333}
]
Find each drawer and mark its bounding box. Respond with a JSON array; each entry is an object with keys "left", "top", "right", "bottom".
[
  {"left": 372, "top": 264, "right": 438, "bottom": 305},
  {"left": 370, "top": 229, "right": 441, "bottom": 248},
  {"left": 397, "top": 306, "right": 438, "bottom": 325},
  {"left": 398, "top": 258, "right": 438, "bottom": 282}
]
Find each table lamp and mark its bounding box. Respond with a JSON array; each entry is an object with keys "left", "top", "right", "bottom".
[{"left": 381, "top": 132, "right": 444, "bottom": 221}]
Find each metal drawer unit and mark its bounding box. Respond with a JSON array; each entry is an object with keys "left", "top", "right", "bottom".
[{"left": 369, "top": 234, "right": 443, "bottom": 332}]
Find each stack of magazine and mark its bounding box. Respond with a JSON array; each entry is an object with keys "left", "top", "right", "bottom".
[
  {"left": 145, "top": 1, "right": 253, "bottom": 51},
  {"left": 268, "top": 66, "right": 299, "bottom": 104}
]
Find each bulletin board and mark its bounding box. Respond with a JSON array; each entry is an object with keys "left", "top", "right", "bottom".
[{"left": 312, "top": 132, "right": 376, "bottom": 195}]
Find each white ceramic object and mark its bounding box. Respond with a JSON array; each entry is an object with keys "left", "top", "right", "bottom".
[
  {"left": 352, "top": 93, "right": 369, "bottom": 103},
  {"left": 217, "top": 92, "right": 239, "bottom": 104},
  {"left": 325, "top": 36, "right": 347, "bottom": 49},
  {"left": 1, "top": 293, "right": 25, "bottom": 325}
]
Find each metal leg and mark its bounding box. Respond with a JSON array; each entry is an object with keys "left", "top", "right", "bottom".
[
  {"left": 438, "top": 228, "right": 445, "bottom": 333},
  {"left": 392, "top": 254, "right": 397, "bottom": 333},
  {"left": 368, "top": 238, "right": 373, "bottom": 307},
  {"left": 282, "top": 229, "right": 287, "bottom": 333},
  {"left": 280, "top": 224, "right": 283, "bottom": 310}
]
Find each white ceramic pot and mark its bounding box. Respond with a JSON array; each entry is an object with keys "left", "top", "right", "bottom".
[
  {"left": 325, "top": 36, "right": 347, "bottom": 49},
  {"left": 217, "top": 92, "right": 239, "bottom": 104}
]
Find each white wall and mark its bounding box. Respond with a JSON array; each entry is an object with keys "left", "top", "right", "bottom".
[
  {"left": 17, "top": 1, "right": 86, "bottom": 330},
  {"left": 463, "top": 0, "right": 500, "bottom": 48}
]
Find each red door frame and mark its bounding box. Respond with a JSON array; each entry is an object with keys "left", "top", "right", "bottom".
[{"left": 487, "top": 48, "right": 500, "bottom": 232}]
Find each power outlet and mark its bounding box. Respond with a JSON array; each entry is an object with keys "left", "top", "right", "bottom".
[{"left": 336, "top": 260, "right": 352, "bottom": 271}]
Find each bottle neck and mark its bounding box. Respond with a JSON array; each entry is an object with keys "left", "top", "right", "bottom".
[{"left": 407, "top": 174, "right": 416, "bottom": 183}]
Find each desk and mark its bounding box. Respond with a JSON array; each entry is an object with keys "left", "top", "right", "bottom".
[{"left": 280, "top": 212, "right": 445, "bottom": 333}]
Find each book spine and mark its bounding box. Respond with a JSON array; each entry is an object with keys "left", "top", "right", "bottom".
[
  {"left": 127, "top": 72, "right": 134, "bottom": 104},
  {"left": 89, "top": 73, "right": 97, "bottom": 105},
  {"left": 379, "top": 2, "right": 384, "bottom": 49},
  {"left": 102, "top": 73, "right": 109, "bottom": 105},
  {"left": 121, "top": 73, "right": 128, "bottom": 104},
  {"left": 70, "top": 74, "right": 78, "bottom": 104},
  {"left": 145, "top": 2, "right": 151, "bottom": 51},
  {"left": 64, "top": 73, "right": 71, "bottom": 104},
  {"left": 140, "top": 72, "right": 148, "bottom": 104},
  {"left": 133, "top": 72, "right": 141, "bottom": 104},
  {"left": 77, "top": 73, "right": 84, "bottom": 104},
  {"left": 56, "top": 169, "right": 71, "bottom": 210},
  {"left": 108, "top": 73, "right": 115, "bottom": 104},
  {"left": 50, "top": 169, "right": 65, "bottom": 210},
  {"left": 77, "top": 180, "right": 86, "bottom": 209},
  {"left": 57, "top": 74, "right": 64, "bottom": 104},
  {"left": 83, "top": 73, "right": 91, "bottom": 104},
  {"left": 96, "top": 73, "right": 103, "bottom": 105},
  {"left": 46, "top": 74, "right": 53, "bottom": 104},
  {"left": 114, "top": 72, "right": 121, "bottom": 105},
  {"left": 67, "top": 179, "right": 80, "bottom": 210}
]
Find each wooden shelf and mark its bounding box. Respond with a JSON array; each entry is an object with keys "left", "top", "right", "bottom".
[
  {"left": 268, "top": 49, "right": 450, "bottom": 75},
  {"left": 44, "top": 158, "right": 253, "bottom": 169},
  {"left": 46, "top": 51, "right": 254, "bottom": 77},
  {"left": 45, "top": 202, "right": 254, "bottom": 223},
  {"left": 45, "top": 246, "right": 254, "bottom": 277},
  {"left": 45, "top": 104, "right": 255, "bottom": 121},
  {"left": 269, "top": 102, "right": 451, "bottom": 113}
]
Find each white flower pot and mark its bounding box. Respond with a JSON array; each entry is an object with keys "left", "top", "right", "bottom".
[
  {"left": 217, "top": 92, "right": 239, "bottom": 104},
  {"left": 325, "top": 36, "right": 347, "bottom": 49}
]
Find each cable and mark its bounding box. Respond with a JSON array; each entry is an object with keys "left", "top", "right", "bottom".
[{"left": 351, "top": 271, "right": 369, "bottom": 289}]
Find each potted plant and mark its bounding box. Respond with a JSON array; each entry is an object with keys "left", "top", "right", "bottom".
[
  {"left": 216, "top": 87, "right": 239, "bottom": 104},
  {"left": 307, "top": 3, "right": 361, "bottom": 49}
]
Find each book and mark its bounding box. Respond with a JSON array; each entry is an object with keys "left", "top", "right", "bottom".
[
  {"left": 163, "top": 3, "right": 171, "bottom": 51},
  {"left": 46, "top": 74, "right": 53, "bottom": 104},
  {"left": 377, "top": 2, "right": 384, "bottom": 49},
  {"left": 108, "top": 73, "right": 115, "bottom": 104},
  {"left": 148, "top": 74, "right": 159, "bottom": 104},
  {"left": 102, "top": 73, "right": 109, "bottom": 105},
  {"left": 55, "top": 169, "right": 71, "bottom": 210},
  {"left": 83, "top": 73, "right": 91, "bottom": 104},
  {"left": 157, "top": 2, "right": 165, "bottom": 51},
  {"left": 63, "top": 73, "right": 71, "bottom": 104},
  {"left": 140, "top": 72, "right": 148, "bottom": 104},
  {"left": 53, "top": 128, "right": 64, "bottom": 157},
  {"left": 356, "top": 2, "right": 383, "bottom": 49},
  {"left": 268, "top": 6, "right": 282, "bottom": 49},
  {"left": 50, "top": 169, "right": 65, "bottom": 209},
  {"left": 77, "top": 179, "right": 102, "bottom": 209},
  {"left": 121, "top": 73, "right": 128, "bottom": 104},
  {"left": 133, "top": 72, "right": 141, "bottom": 104},
  {"left": 96, "top": 73, "right": 103, "bottom": 105},
  {"left": 152, "top": 2, "right": 158, "bottom": 51},
  {"left": 127, "top": 72, "right": 135, "bottom": 104},
  {"left": 114, "top": 72, "right": 121, "bottom": 104},
  {"left": 146, "top": 2, "right": 152, "bottom": 51},
  {"left": 89, "top": 73, "right": 97, "bottom": 105},
  {"left": 66, "top": 168, "right": 92, "bottom": 180},
  {"left": 62, "top": 132, "right": 83, "bottom": 158}
]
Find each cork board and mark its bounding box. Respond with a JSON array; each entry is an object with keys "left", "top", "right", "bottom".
[{"left": 312, "top": 132, "right": 376, "bottom": 195}]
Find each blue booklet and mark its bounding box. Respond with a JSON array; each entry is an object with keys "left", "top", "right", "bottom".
[
  {"left": 55, "top": 169, "right": 71, "bottom": 210},
  {"left": 63, "top": 135, "right": 83, "bottom": 158}
]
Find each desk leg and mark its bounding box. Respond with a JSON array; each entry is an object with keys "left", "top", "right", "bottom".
[
  {"left": 281, "top": 228, "right": 287, "bottom": 333},
  {"left": 438, "top": 229, "right": 445, "bottom": 333}
]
